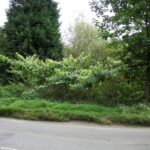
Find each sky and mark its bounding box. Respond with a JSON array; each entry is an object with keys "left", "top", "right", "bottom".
[
  {"left": 0, "top": 0, "right": 95, "bottom": 40},
  {"left": 0, "top": 0, "right": 9, "bottom": 26}
]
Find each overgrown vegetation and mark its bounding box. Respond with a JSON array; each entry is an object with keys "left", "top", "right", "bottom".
[
  {"left": 0, "top": 53, "right": 144, "bottom": 105},
  {"left": 0, "top": 0, "right": 149, "bottom": 125},
  {"left": 0, "top": 98, "right": 150, "bottom": 126},
  {"left": 90, "top": 0, "right": 150, "bottom": 101}
]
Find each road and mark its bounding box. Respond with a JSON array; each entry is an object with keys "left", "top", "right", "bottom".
[{"left": 0, "top": 118, "right": 150, "bottom": 150}]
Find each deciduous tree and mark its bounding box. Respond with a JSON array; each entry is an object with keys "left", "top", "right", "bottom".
[{"left": 90, "top": 0, "right": 150, "bottom": 100}]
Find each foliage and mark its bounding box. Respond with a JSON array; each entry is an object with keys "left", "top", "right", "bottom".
[
  {"left": 0, "top": 54, "right": 13, "bottom": 84},
  {"left": 0, "top": 54, "right": 144, "bottom": 105},
  {"left": 2, "top": 0, "right": 62, "bottom": 60},
  {"left": 0, "top": 27, "right": 5, "bottom": 54},
  {"left": 63, "top": 17, "right": 114, "bottom": 62},
  {"left": 0, "top": 83, "right": 26, "bottom": 97},
  {"left": 8, "top": 53, "right": 59, "bottom": 85},
  {"left": 90, "top": 0, "right": 150, "bottom": 100},
  {"left": 0, "top": 29, "right": 9, "bottom": 84}
]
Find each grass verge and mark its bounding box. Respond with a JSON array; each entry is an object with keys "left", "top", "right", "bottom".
[{"left": 0, "top": 98, "right": 150, "bottom": 126}]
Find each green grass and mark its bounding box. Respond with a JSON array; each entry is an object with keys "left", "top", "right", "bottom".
[{"left": 0, "top": 98, "right": 150, "bottom": 126}]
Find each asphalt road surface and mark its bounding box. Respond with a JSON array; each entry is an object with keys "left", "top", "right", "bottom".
[{"left": 0, "top": 118, "right": 150, "bottom": 150}]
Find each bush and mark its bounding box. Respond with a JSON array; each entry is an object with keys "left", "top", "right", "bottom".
[
  {"left": 0, "top": 54, "right": 13, "bottom": 84},
  {"left": 0, "top": 53, "right": 145, "bottom": 105},
  {"left": 22, "top": 88, "right": 39, "bottom": 100},
  {"left": 0, "top": 83, "right": 27, "bottom": 98}
]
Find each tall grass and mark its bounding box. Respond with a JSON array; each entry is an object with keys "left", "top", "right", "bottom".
[{"left": 0, "top": 98, "right": 149, "bottom": 126}]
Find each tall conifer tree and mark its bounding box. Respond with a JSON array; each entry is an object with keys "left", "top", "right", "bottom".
[{"left": 4, "top": 0, "right": 62, "bottom": 60}]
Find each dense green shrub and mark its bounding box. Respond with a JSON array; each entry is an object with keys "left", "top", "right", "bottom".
[
  {"left": 0, "top": 83, "right": 26, "bottom": 98},
  {"left": 0, "top": 54, "right": 12, "bottom": 84},
  {"left": 0, "top": 54, "right": 145, "bottom": 105}
]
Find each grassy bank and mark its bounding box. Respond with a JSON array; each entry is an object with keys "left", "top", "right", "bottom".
[{"left": 0, "top": 98, "right": 150, "bottom": 126}]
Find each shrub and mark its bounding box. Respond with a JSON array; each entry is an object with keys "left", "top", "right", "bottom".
[
  {"left": 1, "top": 53, "right": 145, "bottom": 105},
  {"left": 0, "top": 83, "right": 26, "bottom": 98},
  {"left": 0, "top": 54, "right": 12, "bottom": 84}
]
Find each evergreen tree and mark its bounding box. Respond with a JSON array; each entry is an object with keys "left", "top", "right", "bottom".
[
  {"left": 3, "top": 0, "right": 63, "bottom": 60},
  {"left": 0, "top": 27, "right": 5, "bottom": 54}
]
